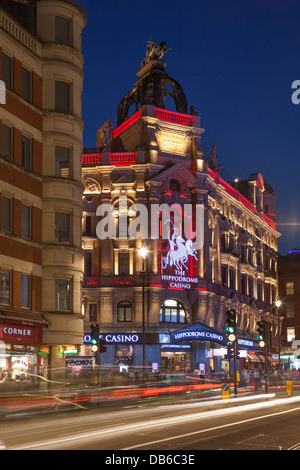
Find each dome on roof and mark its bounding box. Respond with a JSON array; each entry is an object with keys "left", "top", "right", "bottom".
[{"left": 117, "top": 41, "right": 188, "bottom": 126}]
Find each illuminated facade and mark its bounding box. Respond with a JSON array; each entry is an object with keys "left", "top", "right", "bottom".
[{"left": 81, "top": 43, "right": 281, "bottom": 373}]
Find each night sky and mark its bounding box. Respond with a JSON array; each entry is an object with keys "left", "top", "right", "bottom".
[{"left": 79, "top": 0, "right": 300, "bottom": 255}]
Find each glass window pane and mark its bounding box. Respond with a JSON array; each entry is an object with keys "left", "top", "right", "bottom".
[
  {"left": 55, "top": 212, "right": 70, "bottom": 243},
  {"left": 22, "top": 136, "right": 31, "bottom": 170},
  {"left": 55, "top": 81, "right": 70, "bottom": 113},
  {"left": 22, "top": 68, "right": 31, "bottom": 102},
  {"left": 55, "top": 16, "right": 71, "bottom": 45},
  {"left": 1, "top": 196, "right": 11, "bottom": 232},
  {"left": 286, "top": 282, "right": 294, "bottom": 295},
  {"left": 55, "top": 146, "right": 70, "bottom": 177},
  {"left": 2, "top": 53, "right": 12, "bottom": 90},
  {"left": 55, "top": 279, "right": 70, "bottom": 310},
  {"left": 21, "top": 274, "right": 30, "bottom": 308},
  {"left": 2, "top": 124, "right": 11, "bottom": 159},
  {"left": 1, "top": 270, "right": 10, "bottom": 305},
  {"left": 21, "top": 204, "right": 30, "bottom": 238}
]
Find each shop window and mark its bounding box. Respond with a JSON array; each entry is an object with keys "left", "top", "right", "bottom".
[
  {"left": 55, "top": 278, "right": 71, "bottom": 311},
  {"left": 21, "top": 204, "right": 31, "bottom": 239},
  {"left": 159, "top": 299, "right": 186, "bottom": 324},
  {"left": 0, "top": 269, "right": 11, "bottom": 305},
  {"left": 55, "top": 146, "right": 70, "bottom": 177},
  {"left": 21, "top": 274, "right": 30, "bottom": 308},
  {"left": 286, "top": 281, "right": 294, "bottom": 295},
  {"left": 22, "top": 67, "right": 31, "bottom": 102},
  {"left": 55, "top": 211, "right": 70, "bottom": 243},
  {"left": 55, "top": 16, "right": 71, "bottom": 45},
  {"left": 117, "top": 301, "right": 132, "bottom": 322},
  {"left": 55, "top": 80, "right": 70, "bottom": 113},
  {"left": 2, "top": 53, "right": 12, "bottom": 90},
  {"left": 1, "top": 196, "right": 12, "bottom": 232},
  {"left": 1, "top": 123, "right": 11, "bottom": 160}
]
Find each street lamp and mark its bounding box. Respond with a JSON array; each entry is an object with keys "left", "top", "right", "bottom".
[
  {"left": 275, "top": 299, "right": 282, "bottom": 374},
  {"left": 139, "top": 247, "right": 148, "bottom": 372}
]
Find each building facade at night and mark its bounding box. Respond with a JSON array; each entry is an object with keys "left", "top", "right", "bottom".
[
  {"left": 79, "top": 43, "right": 281, "bottom": 374},
  {"left": 278, "top": 250, "right": 300, "bottom": 369},
  {"left": 0, "top": 0, "right": 86, "bottom": 383}
]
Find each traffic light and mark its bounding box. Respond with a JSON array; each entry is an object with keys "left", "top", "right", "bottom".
[
  {"left": 226, "top": 309, "right": 237, "bottom": 341},
  {"left": 99, "top": 339, "right": 107, "bottom": 353},
  {"left": 256, "top": 320, "right": 266, "bottom": 348},
  {"left": 256, "top": 320, "right": 265, "bottom": 341},
  {"left": 90, "top": 323, "right": 99, "bottom": 346}
]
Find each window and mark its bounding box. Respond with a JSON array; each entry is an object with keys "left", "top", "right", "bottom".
[
  {"left": 55, "top": 80, "right": 70, "bottom": 113},
  {"left": 2, "top": 124, "right": 11, "bottom": 159},
  {"left": 119, "top": 252, "right": 129, "bottom": 275},
  {"left": 55, "top": 212, "right": 70, "bottom": 243},
  {"left": 117, "top": 301, "right": 132, "bottom": 322},
  {"left": 22, "top": 135, "right": 31, "bottom": 170},
  {"left": 286, "top": 281, "right": 294, "bottom": 295},
  {"left": 1, "top": 196, "right": 11, "bottom": 232},
  {"left": 240, "top": 274, "right": 247, "bottom": 295},
  {"left": 1, "top": 269, "right": 11, "bottom": 305},
  {"left": 159, "top": 299, "right": 186, "bottom": 324},
  {"left": 21, "top": 274, "right": 30, "bottom": 308},
  {"left": 287, "top": 327, "right": 295, "bottom": 343},
  {"left": 22, "top": 67, "right": 31, "bottom": 102},
  {"left": 55, "top": 16, "right": 71, "bottom": 45},
  {"left": 286, "top": 303, "right": 294, "bottom": 319},
  {"left": 21, "top": 204, "right": 31, "bottom": 238},
  {"left": 55, "top": 146, "right": 70, "bottom": 177},
  {"left": 89, "top": 304, "right": 97, "bottom": 323},
  {"left": 55, "top": 278, "right": 71, "bottom": 311},
  {"left": 257, "top": 281, "right": 261, "bottom": 301},
  {"left": 85, "top": 252, "right": 92, "bottom": 277},
  {"left": 229, "top": 269, "right": 235, "bottom": 290},
  {"left": 2, "top": 53, "right": 12, "bottom": 90}
]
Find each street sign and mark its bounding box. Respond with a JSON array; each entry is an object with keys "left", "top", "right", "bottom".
[
  {"left": 222, "top": 382, "right": 230, "bottom": 402},
  {"left": 286, "top": 379, "right": 293, "bottom": 396}
]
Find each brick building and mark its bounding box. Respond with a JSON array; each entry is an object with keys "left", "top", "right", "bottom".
[{"left": 0, "top": 0, "right": 86, "bottom": 383}]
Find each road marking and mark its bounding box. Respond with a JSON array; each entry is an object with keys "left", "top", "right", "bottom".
[{"left": 123, "top": 407, "right": 300, "bottom": 450}]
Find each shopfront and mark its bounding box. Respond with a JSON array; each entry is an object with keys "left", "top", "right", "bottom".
[{"left": 0, "top": 320, "right": 48, "bottom": 386}]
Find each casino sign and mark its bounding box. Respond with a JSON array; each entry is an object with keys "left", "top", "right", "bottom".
[{"left": 171, "top": 322, "right": 226, "bottom": 346}]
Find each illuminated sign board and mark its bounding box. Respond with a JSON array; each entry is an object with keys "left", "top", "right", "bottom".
[
  {"left": 83, "top": 334, "right": 140, "bottom": 344},
  {"left": 172, "top": 323, "right": 226, "bottom": 345}
]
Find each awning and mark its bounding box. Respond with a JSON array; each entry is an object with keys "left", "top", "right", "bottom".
[{"left": 247, "top": 354, "right": 261, "bottom": 362}]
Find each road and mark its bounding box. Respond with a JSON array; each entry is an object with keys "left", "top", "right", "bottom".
[{"left": 1, "top": 392, "right": 300, "bottom": 451}]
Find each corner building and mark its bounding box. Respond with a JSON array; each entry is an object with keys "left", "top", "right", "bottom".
[
  {"left": 0, "top": 0, "right": 86, "bottom": 383},
  {"left": 81, "top": 44, "right": 281, "bottom": 374}
]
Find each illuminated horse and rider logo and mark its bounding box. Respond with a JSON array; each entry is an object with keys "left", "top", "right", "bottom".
[{"left": 162, "top": 220, "right": 198, "bottom": 270}]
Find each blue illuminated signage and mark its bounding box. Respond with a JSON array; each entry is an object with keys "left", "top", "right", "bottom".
[
  {"left": 83, "top": 333, "right": 140, "bottom": 344},
  {"left": 171, "top": 322, "right": 226, "bottom": 345}
]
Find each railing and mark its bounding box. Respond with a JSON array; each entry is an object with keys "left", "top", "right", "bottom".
[
  {"left": 110, "top": 153, "right": 136, "bottom": 166},
  {"left": 82, "top": 154, "right": 102, "bottom": 165},
  {"left": 207, "top": 168, "right": 276, "bottom": 230},
  {"left": 154, "top": 108, "right": 194, "bottom": 126}
]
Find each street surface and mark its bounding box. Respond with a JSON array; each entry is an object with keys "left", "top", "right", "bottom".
[{"left": 1, "top": 391, "right": 300, "bottom": 451}]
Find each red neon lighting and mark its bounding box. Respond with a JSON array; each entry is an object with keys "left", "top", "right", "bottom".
[
  {"left": 110, "top": 153, "right": 136, "bottom": 166},
  {"left": 113, "top": 111, "right": 141, "bottom": 139},
  {"left": 207, "top": 168, "right": 277, "bottom": 230},
  {"left": 154, "top": 108, "right": 194, "bottom": 126},
  {"left": 82, "top": 154, "right": 102, "bottom": 165}
]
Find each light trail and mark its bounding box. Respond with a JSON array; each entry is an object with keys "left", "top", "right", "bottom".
[{"left": 5, "top": 395, "right": 300, "bottom": 450}]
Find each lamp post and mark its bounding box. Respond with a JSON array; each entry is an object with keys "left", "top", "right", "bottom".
[
  {"left": 275, "top": 299, "right": 282, "bottom": 374},
  {"left": 139, "top": 247, "right": 148, "bottom": 372}
]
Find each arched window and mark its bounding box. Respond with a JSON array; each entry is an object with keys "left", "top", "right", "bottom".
[
  {"left": 117, "top": 301, "right": 132, "bottom": 322},
  {"left": 159, "top": 299, "right": 187, "bottom": 324}
]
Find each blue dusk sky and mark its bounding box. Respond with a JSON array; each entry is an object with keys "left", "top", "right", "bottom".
[{"left": 79, "top": 0, "right": 300, "bottom": 255}]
